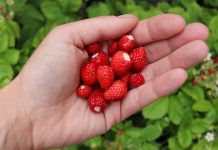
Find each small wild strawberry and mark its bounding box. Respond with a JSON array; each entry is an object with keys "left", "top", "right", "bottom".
[
  {"left": 86, "top": 42, "right": 102, "bottom": 54},
  {"left": 104, "top": 80, "right": 128, "bottom": 101},
  {"left": 88, "top": 89, "right": 108, "bottom": 113},
  {"left": 209, "top": 68, "right": 216, "bottom": 75},
  {"left": 117, "top": 129, "right": 123, "bottom": 136},
  {"left": 97, "top": 66, "right": 115, "bottom": 90},
  {"left": 108, "top": 41, "right": 119, "bottom": 56},
  {"left": 77, "top": 84, "right": 92, "bottom": 98},
  {"left": 129, "top": 73, "right": 145, "bottom": 88},
  {"left": 111, "top": 51, "right": 132, "bottom": 76},
  {"left": 130, "top": 47, "right": 146, "bottom": 72},
  {"left": 191, "top": 78, "right": 198, "bottom": 85},
  {"left": 90, "top": 51, "right": 110, "bottom": 67},
  {"left": 81, "top": 63, "right": 97, "bottom": 85},
  {"left": 119, "top": 34, "right": 136, "bottom": 52},
  {"left": 213, "top": 56, "right": 218, "bottom": 64},
  {"left": 120, "top": 73, "right": 132, "bottom": 84}
]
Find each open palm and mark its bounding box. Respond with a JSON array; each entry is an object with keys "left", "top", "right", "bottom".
[{"left": 12, "top": 14, "right": 208, "bottom": 149}]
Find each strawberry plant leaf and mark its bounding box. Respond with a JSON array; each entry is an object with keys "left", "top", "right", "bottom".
[
  {"left": 177, "top": 128, "right": 192, "bottom": 148},
  {"left": 87, "top": 2, "right": 111, "bottom": 18},
  {"left": 168, "top": 96, "right": 185, "bottom": 125},
  {"left": 181, "top": 84, "right": 205, "bottom": 101},
  {"left": 142, "top": 96, "right": 169, "bottom": 120},
  {"left": 192, "top": 100, "right": 213, "bottom": 112},
  {"left": 142, "top": 124, "right": 162, "bottom": 141},
  {"left": 191, "top": 119, "right": 210, "bottom": 133}
]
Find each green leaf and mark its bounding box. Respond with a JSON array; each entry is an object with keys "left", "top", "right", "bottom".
[
  {"left": 10, "top": 0, "right": 28, "bottom": 12},
  {"left": 0, "top": 77, "right": 11, "bottom": 88},
  {"left": 0, "top": 59, "right": 13, "bottom": 81},
  {"left": 0, "top": 32, "right": 9, "bottom": 53},
  {"left": 168, "top": 137, "right": 183, "bottom": 150},
  {"left": 206, "top": 108, "right": 218, "bottom": 124},
  {"left": 178, "top": 92, "right": 193, "bottom": 107},
  {"left": 187, "top": 2, "right": 202, "bottom": 21},
  {"left": 181, "top": 84, "right": 204, "bottom": 101},
  {"left": 87, "top": 2, "right": 111, "bottom": 18},
  {"left": 192, "top": 139, "right": 208, "bottom": 150},
  {"left": 168, "top": 7, "right": 190, "bottom": 22},
  {"left": 142, "top": 124, "right": 162, "bottom": 141},
  {"left": 0, "top": 49, "right": 20, "bottom": 65},
  {"left": 126, "top": 127, "right": 142, "bottom": 138},
  {"left": 209, "top": 15, "right": 218, "bottom": 39},
  {"left": 142, "top": 143, "right": 158, "bottom": 150},
  {"left": 142, "top": 97, "right": 169, "bottom": 120},
  {"left": 7, "top": 21, "right": 20, "bottom": 38},
  {"left": 144, "top": 8, "right": 163, "bottom": 19},
  {"left": 41, "top": 0, "right": 64, "bottom": 20},
  {"left": 179, "top": 110, "right": 193, "bottom": 129},
  {"left": 191, "top": 119, "right": 210, "bottom": 133},
  {"left": 62, "top": 145, "right": 78, "bottom": 150},
  {"left": 84, "top": 136, "right": 102, "bottom": 148},
  {"left": 168, "top": 96, "right": 185, "bottom": 125},
  {"left": 158, "top": 2, "right": 171, "bottom": 12},
  {"left": 32, "top": 23, "right": 57, "bottom": 48},
  {"left": 192, "top": 100, "right": 213, "bottom": 112},
  {"left": 177, "top": 128, "right": 192, "bottom": 148}
]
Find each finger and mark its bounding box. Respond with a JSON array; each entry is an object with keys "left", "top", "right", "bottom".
[
  {"left": 56, "top": 15, "right": 138, "bottom": 48},
  {"left": 146, "top": 23, "right": 209, "bottom": 63},
  {"left": 131, "top": 14, "right": 185, "bottom": 45},
  {"left": 121, "top": 68, "right": 187, "bottom": 120},
  {"left": 143, "top": 40, "right": 208, "bottom": 82}
]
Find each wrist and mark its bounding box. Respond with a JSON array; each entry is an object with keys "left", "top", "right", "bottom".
[{"left": 0, "top": 80, "right": 33, "bottom": 150}]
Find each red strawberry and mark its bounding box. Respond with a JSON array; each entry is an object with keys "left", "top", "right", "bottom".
[
  {"left": 108, "top": 41, "right": 119, "bottom": 56},
  {"left": 97, "top": 66, "right": 115, "bottom": 90},
  {"left": 200, "top": 71, "right": 206, "bottom": 79},
  {"left": 86, "top": 42, "right": 102, "bottom": 54},
  {"left": 90, "top": 51, "right": 110, "bottom": 67},
  {"left": 191, "top": 78, "right": 198, "bottom": 85},
  {"left": 209, "top": 68, "right": 216, "bottom": 75},
  {"left": 130, "top": 47, "right": 146, "bottom": 72},
  {"left": 117, "top": 129, "right": 123, "bottom": 136},
  {"left": 77, "top": 84, "right": 92, "bottom": 98},
  {"left": 213, "top": 56, "right": 218, "bottom": 64},
  {"left": 111, "top": 51, "right": 132, "bottom": 76},
  {"left": 119, "top": 34, "right": 136, "bottom": 52},
  {"left": 88, "top": 89, "right": 108, "bottom": 113},
  {"left": 104, "top": 80, "right": 128, "bottom": 101},
  {"left": 120, "top": 73, "right": 132, "bottom": 84},
  {"left": 129, "top": 73, "right": 145, "bottom": 88},
  {"left": 81, "top": 63, "right": 97, "bottom": 85}
]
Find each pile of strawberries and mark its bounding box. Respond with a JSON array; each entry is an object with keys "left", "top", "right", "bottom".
[{"left": 77, "top": 35, "right": 147, "bottom": 113}]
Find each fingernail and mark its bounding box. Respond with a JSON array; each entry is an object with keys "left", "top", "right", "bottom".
[{"left": 118, "top": 14, "right": 134, "bottom": 18}]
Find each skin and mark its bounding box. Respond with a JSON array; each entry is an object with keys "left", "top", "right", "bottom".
[{"left": 0, "top": 14, "right": 209, "bottom": 149}]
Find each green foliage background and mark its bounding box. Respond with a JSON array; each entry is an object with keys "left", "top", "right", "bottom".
[{"left": 0, "top": 0, "right": 218, "bottom": 149}]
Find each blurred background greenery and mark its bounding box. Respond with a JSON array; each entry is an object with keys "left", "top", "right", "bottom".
[{"left": 0, "top": 0, "right": 218, "bottom": 149}]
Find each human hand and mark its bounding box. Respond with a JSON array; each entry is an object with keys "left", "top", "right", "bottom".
[{"left": 0, "top": 14, "right": 209, "bottom": 149}]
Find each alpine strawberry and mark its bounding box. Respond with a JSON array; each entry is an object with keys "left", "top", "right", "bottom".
[
  {"left": 81, "top": 63, "right": 97, "bottom": 85},
  {"left": 111, "top": 51, "right": 132, "bottom": 76},
  {"left": 86, "top": 42, "right": 102, "bottom": 54},
  {"left": 108, "top": 41, "right": 119, "bottom": 56},
  {"left": 119, "top": 34, "right": 136, "bottom": 52},
  {"left": 130, "top": 47, "right": 146, "bottom": 72},
  {"left": 88, "top": 89, "right": 108, "bottom": 113},
  {"left": 104, "top": 80, "right": 128, "bottom": 101},
  {"left": 120, "top": 73, "right": 132, "bottom": 84},
  {"left": 90, "top": 51, "right": 110, "bottom": 67},
  {"left": 129, "top": 73, "right": 145, "bottom": 88},
  {"left": 97, "top": 66, "right": 115, "bottom": 90},
  {"left": 77, "top": 84, "right": 92, "bottom": 98}
]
